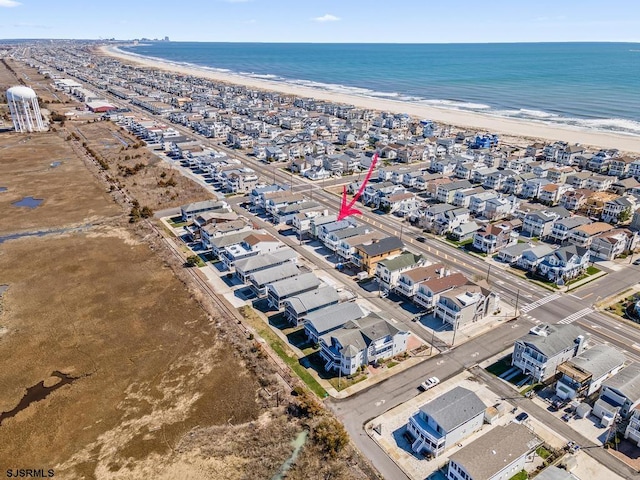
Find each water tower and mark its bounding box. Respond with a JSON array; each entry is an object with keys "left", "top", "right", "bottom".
[{"left": 6, "top": 86, "right": 46, "bottom": 133}]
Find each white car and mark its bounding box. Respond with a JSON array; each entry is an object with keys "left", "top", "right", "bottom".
[{"left": 419, "top": 376, "right": 440, "bottom": 391}]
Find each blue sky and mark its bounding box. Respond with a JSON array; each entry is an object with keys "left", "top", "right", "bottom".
[{"left": 1, "top": 0, "right": 639, "bottom": 43}]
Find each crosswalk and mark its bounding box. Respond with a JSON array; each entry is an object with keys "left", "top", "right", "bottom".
[
  {"left": 558, "top": 308, "right": 594, "bottom": 325},
  {"left": 520, "top": 293, "right": 562, "bottom": 313}
]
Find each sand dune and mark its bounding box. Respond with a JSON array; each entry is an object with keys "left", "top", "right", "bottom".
[{"left": 101, "top": 46, "right": 640, "bottom": 154}]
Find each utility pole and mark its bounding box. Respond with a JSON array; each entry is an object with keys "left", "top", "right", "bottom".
[
  {"left": 451, "top": 319, "right": 458, "bottom": 346},
  {"left": 514, "top": 288, "right": 520, "bottom": 318},
  {"left": 430, "top": 327, "right": 435, "bottom": 356},
  {"left": 486, "top": 264, "right": 492, "bottom": 282}
]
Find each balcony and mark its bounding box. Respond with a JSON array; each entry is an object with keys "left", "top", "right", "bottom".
[
  {"left": 407, "top": 415, "right": 446, "bottom": 454},
  {"left": 435, "top": 303, "right": 461, "bottom": 324},
  {"left": 395, "top": 282, "right": 414, "bottom": 297}
]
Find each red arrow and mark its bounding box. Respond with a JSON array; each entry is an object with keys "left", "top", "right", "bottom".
[{"left": 337, "top": 152, "right": 379, "bottom": 221}]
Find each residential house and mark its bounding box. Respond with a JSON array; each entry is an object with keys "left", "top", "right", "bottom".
[
  {"left": 484, "top": 169, "right": 517, "bottom": 191},
  {"left": 452, "top": 186, "right": 486, "bottom": 208},
  {"left": 536, "top": 245, "right": 590, "bottom": 283},
  {"left": 468, "top": 192, "right": 498, "bottom": 216},
  {"left": 547, "top": 166, "right": 575, "bottom": 184},
  {"left": 180, "top": 199, "right": 229, "bottom": 221},
  {"left": 248, "top": 262, "right": 300, "bottom": 297},
  {"left": 267, "top": 272, "right": 321, "bottom": 310},
  {"left": 407, "top": 386, "right": 486, "bottom": 458},
  {"left": 632, "top": 208, "right": 640, "bottom": 231},
  {"left": 559, "top": 189, "right": 591, "bottom": 212},
  {"left": 187, "top": 210, "right": 239, "bottom": 240},
  {"left": 234, "top": 248, "right": 297, "bottom": 283},
  {"left": 521, "top": 207, "right": 570, "bottom": 239},
  {"left": 609, "top": 156, "right": 635, "bottom": 178},
  {"left": 517, "top": 245, "right": 556, "bottom": 273},
  {"left": 319, "top": 314, "right": 410, "bottom": 375},
  {"left": 353, "top": 236, "right": 404, "bottom": 275},
  {"left": 512, "top": 323, "right": 587, "bottom": 381},
  {"left": 586, "top": 174, "right": 614, "bottom": 192},
  {"left": 484, "top": 196, "right": 520, "bottom": 221},
  {"left": 583, "top": 191, "right": 619, "bottom": 218},
  {"left": 593, "top": 363, "right": 640, "bottom": 423},
  {"left": 555, "top": 345, "right": 626, "bottom": 400},
  {"left": 590, "top": 229, "right": 639, "bottom": 260},
  {"left": 291, "top": 209, "right": 329, "bottom": 238},
  {"left": 539, "top": 184, "right": 573, "bottom": 206},
  {"left": 336, "top": 232, "right": 383, "bottom": 263},
  {"left": 450, "top": 221, "right": 482, "bottom": 242},
  {"left": 201, "top": 221, "right": 254, "bottom": 250},
  {"left": 629, "top": 159, "right": 640, "bottom": 179},
  {"left": 394, "top": 263, "right": 445, "bottom": 298},
  {"left": 380, "top": 192, "right": 420, "bottom": 217},
  {"left": 446, "top": 423, "right": 542, "bottom": 480},
  {"left": 425, "top": 177, "right": 453, "bottom": 200},
  {"left": 323, "top": 225, "right": 370, "bottom": 252},
  {"left": 317, "top": 219, "right": 355, "bottom": 244},
  {"left": 436, "top": 180, "right": 473, "bottom": 204},
  {"left": 434, "top": 207, "right": 471, "bottom": 235},
  {"left": 611, "top": 177, "right": 640, "bottom": 195},
  {"left": 472, "top": 221, "right": 518, "bottom": 254},
  {"left": 308, "top": 212, "right": 338, "bottom": 239},
  {"left": 549, "top": 216, "right": 591, "bottom": 244},
  {"left": 497, "top": 242, "right": 531, "bottom": 264},
  {"left": 303, "top": 302, "right": 366, "bottom": 343},
  {"left": 375, "top": 252, "right": 425, "bottom": 291},
  {"left": 219, "top": 232, "right": 283, "bottom": 269},
  {"left": 521, "top": 178, "right": 551, "bottom": 200},
  {"left": 304, "top": 165, "right": 331, "bottom": 180},
  {"left": 430, "top": 157, "right": 458, "bottom": 175},
  {"left": 566, "top": 222, "right": 614, "bottom": 248},
  {"left": 273, "top": 200, "right": 323, "bottom": 225},
  {"left": 434, "top": 282, "right": 497, "bottom": 329},
  {"left": 567, "top": 171, "right": 593, "bottom": 189},
  {"left": 414, "top": 272, "right": 468, "bottom": 311},
  {"left": 284, "top": 286, "right": 340, "bottom": 326},
  {"left": 625, "top": 405, "right": 640, "bottom": 447},
  {"left": 601, "top": 196, "right": 636, "bottom": 224},
  {"left": 534, "top": 467, "right": 580, "bottom": 480}
]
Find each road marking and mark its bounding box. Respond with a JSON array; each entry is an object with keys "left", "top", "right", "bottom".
[
  {"left": 471, "top": 352, "right": 479, "bottom": 357},
  {"left": 520, "top": 293, "right": 561, "bottom": 313},
  {"left": 558, "top": 308, "right": 594, "bottom": 325},
  {"left": 374, "top": 399, "right": 386, "bottom": 407},
  {"left": 581, "top": 293, "right": 593, "bottom": 299},
  {"left": 437, "top": 360, "right": 445, "bottom": 365}
]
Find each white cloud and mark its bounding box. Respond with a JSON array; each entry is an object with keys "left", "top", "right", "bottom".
[
  {"left": 314, "top": 14, "right": 340, "bottom": 23},
  {"left": 0, "top": 0, "right": 21, "bottom": 7}
]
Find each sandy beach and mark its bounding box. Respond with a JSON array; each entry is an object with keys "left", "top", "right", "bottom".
[{"left": 100, "top": 45, "right": 640, "bottom": 154}]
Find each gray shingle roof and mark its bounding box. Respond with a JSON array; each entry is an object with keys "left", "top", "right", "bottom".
[
  {"left": 303, "top": 302, "right": 365, "bottom": 336},
  {"left": 449, "top": 423, "right": 541, "bottom": 480},
  {"left": 419, "top": 386, "right": 486, "bottom": 432},
  {"left": 235, "top": 248, "right": 297, "bottom": 274},
  {"left": 356, "top": 236, "right": 404, "bottom": 256},
  {"left": 249, "top": 262, "right": 299, "bottom": 287},
  {"left": 567, "top": 344, "right": 626, "bottom": 380},
  {"left": 603, "top": 363, "right": 640, "bottom": 402},
  {"left": 283, "top": 286, "right": 340, "bottom": 315},
  {"left": 534, "top": 466, "right": 578, "bottom": 480},
  {"left": 321, "top": 313, "right": 397, "bottom": 355},
  {"left": 267, "top": 272, "right": 321, "bottom": 298},
  {"left": 518, "top": 323, "right": 585, "bottom": 358}
]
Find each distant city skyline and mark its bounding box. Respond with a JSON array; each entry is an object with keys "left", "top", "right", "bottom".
[{"left": 0, "top": 0, "right": 639, "bottom": 43}]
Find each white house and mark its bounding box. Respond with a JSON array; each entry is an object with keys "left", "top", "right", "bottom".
[
  {"left": 555, "top": 345, "right": 626, "bottom": 400},
  {"left": 407, "top": 386, "right": 486, "bottom": 458},
  {"left": 512, "top": 323, "right": 587, "bottom": 382},
  {"left": 319, "top": 314, "right": 409, "bottom": 375}
]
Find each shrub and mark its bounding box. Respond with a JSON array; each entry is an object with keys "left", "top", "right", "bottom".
[{"left": 313, "top": 418, "right": 349, "bottom": 457}]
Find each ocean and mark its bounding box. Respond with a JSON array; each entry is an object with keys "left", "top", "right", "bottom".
[{"left": 122, "top": 42, "right": 640, "bottom": 136}]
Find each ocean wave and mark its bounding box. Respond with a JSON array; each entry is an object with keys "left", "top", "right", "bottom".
[
  {"left": 493, "top": 108, "right": 559, "bottom": 119},
  {"left": 418, "top": 99, "right": 492, "bottom": 110}
]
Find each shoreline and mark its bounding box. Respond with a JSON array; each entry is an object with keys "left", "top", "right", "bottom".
[{"left": 99, "top": 45, "right": 640, "bottom": 154}]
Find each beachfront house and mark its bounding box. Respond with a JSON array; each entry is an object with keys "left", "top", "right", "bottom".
[{"left": 406, "top": 386, "right": 486, "bottom": 458}]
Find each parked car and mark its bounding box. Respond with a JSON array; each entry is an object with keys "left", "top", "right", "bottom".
[
  {"left": 515, "top": 412, "right": 529, "bottom": 423},
  {"left": 419, "top": 376, "right": 440, "bottom": 391},
  {"left": 416, "top": 236, "right": 426, "bottom": 243},
  {"left": 562, "top": 413, "right": 572, "bottom": 422},
  {"left": 633, "top": 258, "right": 640, "bottom": 265}
]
